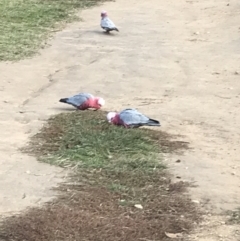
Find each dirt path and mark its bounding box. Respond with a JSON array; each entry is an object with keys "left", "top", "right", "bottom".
[{"left": 0, "top": 0, "right": 239, "bottom": 239}]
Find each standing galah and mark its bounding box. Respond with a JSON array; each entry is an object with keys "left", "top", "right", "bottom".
[
  {"left": 59, "top": 93, "right": 105, "bottom": 110},
  {"left": 100, "top": 10, "right": 119, "bottom": 33},
  {"left": 107, "top": 108, "right": 160, "bottom": 128}
]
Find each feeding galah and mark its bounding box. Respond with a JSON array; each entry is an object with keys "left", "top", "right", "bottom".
[
  {"left": 100, "top": 10, "right": 119, "bottom": 33},
  {"left": 107, "top": 108, "right": 160, "bottom": 128},
  {"left": 59, "top": 93, "right": 105, "bottom": 110}
]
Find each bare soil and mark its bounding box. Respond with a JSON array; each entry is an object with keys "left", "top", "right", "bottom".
[{"left": 0, "top": 0, "right": 240, "bottom": 240}]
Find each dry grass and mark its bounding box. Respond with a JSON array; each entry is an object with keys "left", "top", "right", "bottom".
[
  {"left": 0, "top": 110, "right": 201, "bottom": 241},
  {"left": 0, "top": 181, "right": 200, "bottom": 241},
  {"left": 227, "top": 208, "right": 240, "bottom": 225}
]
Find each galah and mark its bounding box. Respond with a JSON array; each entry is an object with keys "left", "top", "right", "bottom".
[
  {"left": 107, "top": 108, "right": 160, "bottom": 128},
  {"left": 59, "top": 93, "right": 105, "bottom": 110},
  {"left": 100, "top": 10, "right": 119, "bottom": 33}
]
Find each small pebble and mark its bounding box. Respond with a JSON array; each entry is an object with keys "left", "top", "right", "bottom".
[
  {"left": 192, "top": 200, "right": 200, "bottom": 204},
  {"left": 134, "top": 204, "right": 143, "bottom": 209}
]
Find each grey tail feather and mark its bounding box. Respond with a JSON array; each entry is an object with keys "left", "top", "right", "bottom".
[
  {"left": 59, "top": 98, "right": 68, "bottom": 103},
  {"left": 115, "top": 28, "right": 119, "bottom": 32},
  {"left": 147, "top": 119, "right": 161, "bottom": 126}
]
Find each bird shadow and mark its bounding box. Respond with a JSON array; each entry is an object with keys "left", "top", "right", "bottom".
[
  {"left": 52, "top": 107, "right": 101, "bottom": 112},
  {"left": 52, "top": 107, "right": 76, "bottom": 112},
  {"left": 85, "top": 30, "right": 117, "bottom": 37}
]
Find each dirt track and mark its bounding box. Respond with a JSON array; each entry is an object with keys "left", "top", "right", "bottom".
[{"left": 0, "top": 0, "right": 239, "bottom": 240}]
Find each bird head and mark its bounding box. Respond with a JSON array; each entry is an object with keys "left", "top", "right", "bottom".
[
  {"left": 97, "top": 97, "right": 105, "bottom": 107},
  {"left": 107, "top": 112, "right": 117, "bottom": 123},
  {"left": 101, "top": 10, "right": 107, "bottom": 17}
]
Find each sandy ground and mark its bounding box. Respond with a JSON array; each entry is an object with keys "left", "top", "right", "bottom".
[{"left": 0, "top": 0, "right": 240, "bottom": 239}]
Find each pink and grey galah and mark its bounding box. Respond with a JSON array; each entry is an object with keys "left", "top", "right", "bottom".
[
  {"left": 59, "top": 93, "right": 105, "bottom": 111},
  {"left": 107, "top": 108, "right": 160, "bottom": 128},
  {"left": 100, "top": 10, "right": 119, "bottom": 33}
]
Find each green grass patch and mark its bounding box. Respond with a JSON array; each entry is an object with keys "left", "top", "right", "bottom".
[
  {"left": 24, "top": 110, "right": 189, "bottom": 201},
  {"left": 0, "top": 111, "right": 201, "bottom": 241},
  {"left": 28, "top": 110, "right": 167, "bottom": 171},
  {"left": 0, "top": 0, "right": 106, "bottom": 61}
]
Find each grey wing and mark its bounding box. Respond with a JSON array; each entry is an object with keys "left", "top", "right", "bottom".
[
  {"left": 119, "top": 109, "right": 149, "bottom": 125},
  {"left": 101, "top": 18, "right": 116, "bottom": 29},
  {"left": 67, "top": 93, "right": 93, "bottom": 107},
  {"left": 77, "top": 93, "right": 94, "bottom": 99}
]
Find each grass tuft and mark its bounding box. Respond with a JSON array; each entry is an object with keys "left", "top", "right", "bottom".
[{"left": 0, "top": 0, "right": 107, "bottom": 61}]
